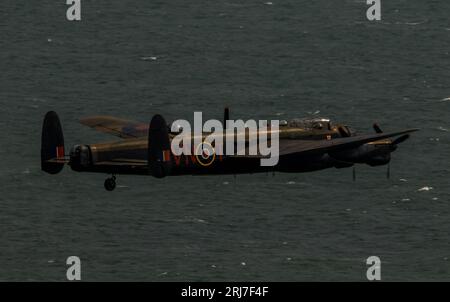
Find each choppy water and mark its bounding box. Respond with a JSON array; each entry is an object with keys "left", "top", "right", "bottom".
[{"left": 0, "top": 0, "right": 449, "bottom": 281}]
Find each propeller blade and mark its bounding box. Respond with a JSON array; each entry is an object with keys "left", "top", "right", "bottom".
[
  {"left": 338, "top": 126, "right": 350, "bottom": 137},
  {"left": 224, "top": 107, "right": 230, "bottom": 128},
  {"left": 373, "top": 123, "right": 383, "bottom": 134},
  {"left": 392, "top": 134, "right": 410, "bottom": 145}
]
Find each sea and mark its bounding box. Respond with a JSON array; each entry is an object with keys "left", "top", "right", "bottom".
[{"left": 0, "top": 0, "right": 449, "bottom": 281}]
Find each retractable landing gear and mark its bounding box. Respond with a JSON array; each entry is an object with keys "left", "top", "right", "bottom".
[{"left": 104, "top": 175, "right": 116, "bottom": 191}]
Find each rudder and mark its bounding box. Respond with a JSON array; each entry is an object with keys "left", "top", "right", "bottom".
[
  {"left": 148, "top": 114, "right": 172, "bottom": 178},
  {"left": 41, "top": 111, "right": 65, "bottom": 174}
]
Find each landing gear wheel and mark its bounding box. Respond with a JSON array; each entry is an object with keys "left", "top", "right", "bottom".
[{"left": 104, "top": 176, "right": 116, "bottom": 191}]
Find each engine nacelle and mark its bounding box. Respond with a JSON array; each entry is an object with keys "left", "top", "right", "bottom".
[
  {"left": 365, "top": 154, "right": 391, "bottom": 166},
  {"left": 329, "top": 143, "right": 391, "bottom": 166}
]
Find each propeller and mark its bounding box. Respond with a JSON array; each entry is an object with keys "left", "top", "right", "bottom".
[
  {"left": 373, "top": 123, "right": 383, "bottom": 133},
  {"left": 224, "top": 107, "right": 230, "bottom": 128},
  {"left": 338, "top": 126, "right": 351, "bottom": 137},
  {"left": 373, "top": 124, "right": 401, "bottom": 172},
  {"left": 392, "top": 134, "right": 410, "bottom": 145},
  {"left": 385, "top": 134, "right": 409, "bottom": 179},
  {"left": 347, "top": 123, "right": 413, "bottom": 181}
]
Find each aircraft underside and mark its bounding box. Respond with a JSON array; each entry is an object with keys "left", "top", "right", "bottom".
[{"left": 69, "top": 152, "right": 345, "bottom": 176}]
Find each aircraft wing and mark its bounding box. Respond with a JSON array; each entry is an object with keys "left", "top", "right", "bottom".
[
  {"left": 278, "top": 129, "right": 419, "bottom": 156},
  {"left": 79, "top": 116, "right": 148, "bottom": 139},
  {"left": 230, "top": 128, "right": 418, "bottom": 158}
]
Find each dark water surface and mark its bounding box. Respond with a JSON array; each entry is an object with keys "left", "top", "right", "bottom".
[{"left": 0, "top": 0, "right": 449, "bottom": 281}]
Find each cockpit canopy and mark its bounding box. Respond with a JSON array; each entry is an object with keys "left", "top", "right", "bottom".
[{"left": 281, "top": 118, "right": 332, "bottom": 130}]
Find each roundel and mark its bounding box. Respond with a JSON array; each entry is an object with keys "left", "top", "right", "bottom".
[{"left": 195, "top": 142, "right": 216, "bottom": 167}]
